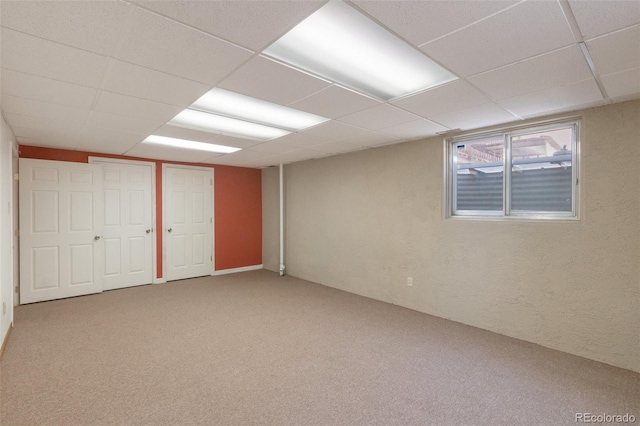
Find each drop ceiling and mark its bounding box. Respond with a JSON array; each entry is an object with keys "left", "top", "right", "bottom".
[{"left": 1, "top": 0, "right": 638, "bottom": 168}]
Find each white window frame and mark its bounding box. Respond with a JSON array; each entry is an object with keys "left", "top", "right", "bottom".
[{"left": 444, "top": 118, "right": 581, "bottom": 221}]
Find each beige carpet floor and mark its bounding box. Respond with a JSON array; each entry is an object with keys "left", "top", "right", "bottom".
[{"left": 1, "top": 270, "right": 638, "bottom": 425}]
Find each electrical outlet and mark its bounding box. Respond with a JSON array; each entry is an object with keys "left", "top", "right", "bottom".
[
  {"left": 2, "top": 302, "right": 5, "bottom": 315},
  {"left": 407, "top": 277, "right": 413, "bottom": 287}
]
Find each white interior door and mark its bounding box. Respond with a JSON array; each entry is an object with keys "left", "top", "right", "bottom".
[
  {"left": 164, "top": 166, "right": 213, "bottom": 281},
  {"left": 93, "top": 159, "right": 154, "bottom": 291},
  {"left": 19, "top": 159, "right": 103, "bottom": 304}
]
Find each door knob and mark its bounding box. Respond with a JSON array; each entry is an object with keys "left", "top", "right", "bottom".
[
  {"left": 94, "top": 235, "right": 101, "bottom": 241},
  {"left": 167, "top": 228, "right": 172, "bottom": 233},
  {"left": 146, "top": 229, "right": 151, "bottom": 234}
]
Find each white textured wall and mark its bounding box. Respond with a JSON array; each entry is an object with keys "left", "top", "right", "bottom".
[
  {"left": 262, "top": 166, "right": 280, "bottom": 272},
  {"left": 263, "top": 100, "right": 640, "bottom": 372},
  {"left": 12, "top": 154, "right": 19, "bottom": 306},
  {"left": 0, "top": 113, "right": 17, "bottom": 345}
]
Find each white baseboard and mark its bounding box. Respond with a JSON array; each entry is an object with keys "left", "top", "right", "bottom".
[
  {"left": 153, "top": 278, "right": 167, "bottom": 284},
  {"left": 211, "top": 264, "right": 263, "bottom": 276}
]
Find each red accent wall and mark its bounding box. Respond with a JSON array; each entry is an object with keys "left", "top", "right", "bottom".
[
  {"left": 19, "top": 145, "right": 262, "bottom": 277},
  {"left": 215, "top": 166, "right": 263, "bottom": 270}
]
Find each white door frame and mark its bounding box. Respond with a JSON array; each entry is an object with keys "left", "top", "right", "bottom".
[
  {"left": 88, "top": 157, "right": 159, "bottom": 284},
  {"left": 162, "top": 163, "right": 215, "bottom": 280}
]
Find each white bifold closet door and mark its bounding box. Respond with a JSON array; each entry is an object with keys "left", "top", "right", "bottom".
[
  {"left": 164, "top": 166, "right": 213, "bottom": 281},
  {"left": 19, "top": 159, "right": 103, "bottom": 304},
  {"left": 96, "top": 160, "right": 154, "bottom": 291}
]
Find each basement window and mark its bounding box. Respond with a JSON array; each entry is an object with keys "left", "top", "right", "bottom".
[{"left": 445, "top": 120, "right": 580, "bottom": 220}]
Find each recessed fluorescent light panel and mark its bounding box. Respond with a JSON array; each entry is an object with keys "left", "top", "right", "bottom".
[
  {"left": 192, "top": 88, "right": 329, "bottom": 131},
  {"left": 168, "top": 89, "right": 328, "bottom": 142},
  {"left": 142, "top": 135, "right": 241, "bottom": 154},
  {"left": 263, "top": 1, "right": 458, "bottom": 101},
  {"left": 169, "top": 109, "right": 291, "bottom": 141}
]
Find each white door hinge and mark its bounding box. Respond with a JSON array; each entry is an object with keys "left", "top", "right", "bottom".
[{"left": 13, "top": 173, "right": 19, "bottom": 181}]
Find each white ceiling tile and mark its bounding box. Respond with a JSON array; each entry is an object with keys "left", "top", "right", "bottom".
[
  {"left": 353, "top": 0, "right": 518, "bottom": 46},
  {"left": 1, "top": 28, "right": 110, "bottom": 87},
  {"left": 338, "top": 132, "right": 398, "bottom": 147},
  {"left": 86, "top": 111, "right": 163, "bottom": 135},
  {"left": 569, "top": 0, "right": 640, "bottom": 39},
  {"left": 235, "top": 154, "right": 276, "bottom": 167},
  {"left": 78, "top": 128, "right": 146, "bottom": 155},
  {"left": 337, "top": 104, "right": 418, "bottom": 130},
  {"left": 219, "top": 56, "right": 331, "bottom": 105},
  {"left": 102, "top": 60, "right": 209, "bottom": 107},
  {"left": 160, "top": 148, "right": 225, "bottom": 164},
  {"left": 116, "top": 8, "right": 252, "bottom": 85},
  {"left": 496, "top": 79, "right": 603, "bottom": 118},
  {"left": 1, "top": 69, "right": 98, "bottom": 109},
  {"left": 206, "top": 149, "right": 271, "bottom": 164},
  {"left": 3, "top": 113, "right": 77, "bottom": 134},
  {"left": 605, "top": 93, "right": 640, "bottom": 103},
  {"left": 468, "top": 45, "right": 593, "bottom": 100},
  {"left": 133, "top": 1, "right": 324, "bottom": 51},
  {"left": 372, "top": 139, "right": 410, "bottom": 149},
  {"left": 15, "top": 136, "right": 36, "bottom": 145},
  {"left": 9, "top": 126, "right": 81, "bottom": 150},
  {"left": 202, "top": 152, "right": 261, "bottom": 166},
  {"left": 288, "top": 85, "right": 381, "bottom": 119},
  {"left": 263, "top": 148, "right": 326, "bottom": 165},
  {"left": 240, "top": 159, "right": 281, "bottom": 168},
  {"left": 198, "top": 153, "right": 227, "bottom": 164},
  {"left": 378, "top": 119, "right": 448, "bottom": 140},
  {"left": 1, "top": 94, "right": 89, "bottom": 123},
  {"left": 392, "top": 80, "right": 490, "bottom": 117},
  {"left": 1, "top": 1, "right": 131, "bottom": 56},
  {"left": 10, "top": 127, "right": 38, "bottom": 139},
  {"left": 332, "top": 126, "right": 373, "bottom": 143},
  {"left": 247, "top": 140, "right": 299, "bottom": 154},
  {"left": 421, "top": 1, "right": 575, "bottom": 77},
  {"left": 427, "top": 103, "right": 518, "bottom": 131},
  {"left": 265, "top": 131, "right": 326, "bottom": 148},
  {"left": 586, "top": 25, "right": 640, "bottom": 76},
  {"left": 522, "top": 99, "right": 611, "bottom": 119},
  {"left": 10, "top": 127, "right": 40, "bottom": 140},
  {"left": 309, "top": 140, "right": 365, "bottom": 154},
  {"left": 125, "top": 143, "right": 219, "bottom": 163},
  {"left": 94, "top": 91, "right": 182, "bottom": 123},
  {"left": 301, "top": 120, "right": 370, "bottom": 142},
  {"left": 601, "top": 68, "right": 640, "bottom": 100}
]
